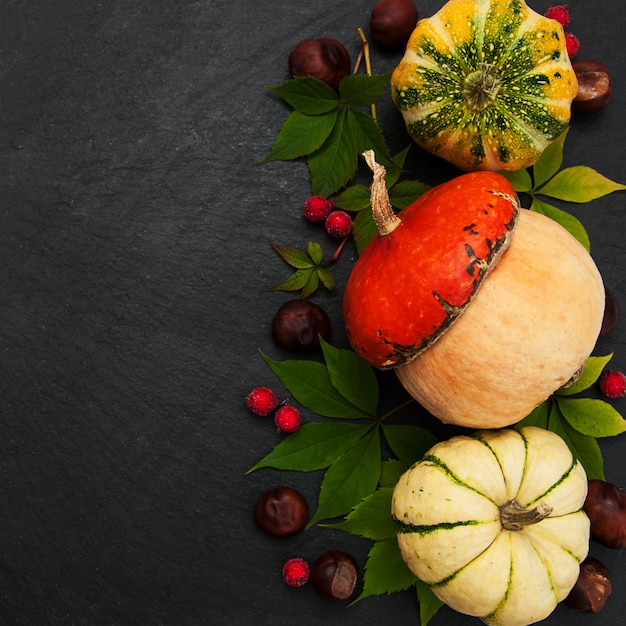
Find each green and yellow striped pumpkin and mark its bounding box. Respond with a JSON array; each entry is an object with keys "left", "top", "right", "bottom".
[
  {"left": 391, "top": 0, "right": 578, "bottom": 172},
  {"left": 392, "top": 427, "right": 590, "bottom": 626}
]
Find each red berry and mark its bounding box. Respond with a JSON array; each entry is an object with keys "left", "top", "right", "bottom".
[
  {"left": 545, "top": 5, "right": 570, "bottom": 29},
  {"left": 303, "top": 196, "right": 333, "bottom": 223},
  {"left": 565, "top": 32, "right": 580, "bottom": 59},
  {"left": 599, "top": 370, "right": 626, "bottom": 399},
  {"left": 245, "top": 386, "right": 279, "bottom": 416},
  {"left": 282, "top": 558, "right": 310, "bottom": 587},
  {"left": 325, "top": 210, "right": 353, "bottom": 238},
  {"left": 274, "top": 405, "right": 302, "bottom": 433}
]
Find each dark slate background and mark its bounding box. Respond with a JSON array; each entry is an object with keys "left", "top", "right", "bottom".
[{"left": 0, "top": 1, "right": 624, "bottom": 624}]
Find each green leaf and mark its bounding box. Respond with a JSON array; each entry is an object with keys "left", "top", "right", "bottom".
[
  {"left": 261, "top": 110, "right": 338, "bottom": 163},
  {"left": 548, "top": 405, "right": 605, "bottom": 480},
  {"left": 556, "top": 354, "right": 614, "bottom": 396},
  {"left": 248, "top": 422, "right": 372, "bottom": 472},
  {"left": 353, "top": 538, "right": 418, "bottom": 602},
  {"left": 352, "top": 206, "right": 378, "bottom": 255},
  {"left": 499, "top": 168, "right": 533, "bottom": 193},
  {"left": 269, "top": 77, "right": 339, "bottom": 114},
  {"left": 538, "top": 165, "right": 626, "bottom": 202},
  {"left": 260, "top": 350, "right": 367, "bottom": 419},
  {"left": 308, "top": 426, "right": 381, "bottom": 526},
  {"left": 383, "top": 424, "right": 437, "bottom": 467},
  {"left": 308, "top": 108, "right": 358, "bottom": 197},
  {"left": 333, "top": 184, "right": 371, "bottom": 212},
  {"left": 350, "top": 109, "right": 399, "bottom": 176},
  {"left": 316, "top": 267, "right": 336, "bottom": 291},
  {"left": 379, "top": 459, "right": 407, "bottom": 488},
  {"left": 416, "top": 578, "right": 445, "bottom": 626},
  {"left": 515, "top": 401, "right": 549, "bottom": 430},
  {"left": 339, "top": 72, "right": 392, "bottom": 109},
  {"left": 389, "top": 179, "right": 430, "bottom": 210},
  {"left": 269, "top": 268, "right": 314, "bottom": 293},
  {"left": 300, "top": 269, "right": 320, "bottom": 299},
  {"left": 320, "top": 338, "right": 379, "bottom": 417},
  {"left": 555, "top": 396, "right": 626, "bottom": 437},
  {"left": 532, "top": 128, "right": 568, "bottom": 188},
  {"left": 270, "top": 242, "right": 314, "bottom": 269},
  {"left": 529, "top": 198, "right": 590, "bottom": 251},
  {"left": 322, "top": 487, "right": 396, "bottom": 540},
  {"left": 307, "top": 241, "right": 323, "bottom": 265}
]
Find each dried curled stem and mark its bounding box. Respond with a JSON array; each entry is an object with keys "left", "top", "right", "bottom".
[
  {"left": 499, "top": 499, "right": 553, "bottom": 531},
  {"left": 363, "top": 150, "right": 402, "bottom": 237}
]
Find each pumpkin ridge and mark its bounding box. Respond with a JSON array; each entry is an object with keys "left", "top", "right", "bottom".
[
  {"left": 482, "top": 532, "right": 515, "bottom": 624},
  {"left": 524, "top": 458, "right": 579, "bottom": 509},
  {"left": 421, "top": 454, "right": 494, "bottom": 503},
  {"left": 394, "top": 518, "right": 486, "bottom": 536}
]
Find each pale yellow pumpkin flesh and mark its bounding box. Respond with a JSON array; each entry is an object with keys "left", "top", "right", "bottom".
[{"left": 395, "top": 208, "right": 605, "bottom": 429}]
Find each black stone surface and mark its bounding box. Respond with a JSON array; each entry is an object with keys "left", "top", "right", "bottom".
[{"left": 1, "top": 1, "right": 624, "bottom": 625}]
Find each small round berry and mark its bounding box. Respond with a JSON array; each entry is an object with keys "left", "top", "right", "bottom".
[
  {"left": 599, "top": 370, "right": 626, "bottom": 399},
  {"left": 565, "top": 32, "right": 580, "bottom": 59},
  {"left": 303, "top": 196, "right": 334, "bottom": 223},
  {"left": 275, "top": 405, "right": 302, "bottom": 433},
  {"left": 245, "top": 386, "right": 279, "bottom": 416},
  {"left": 545, "top": 5, "right": 570, "bottom": 29},
  {"left": 325, "top": 210, "right": 353, "bottom": 239},
  {"left": 282, "top": 557, "right": 310, "bottom": 587}
]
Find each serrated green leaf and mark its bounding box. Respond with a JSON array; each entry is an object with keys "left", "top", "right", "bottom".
[
  {"left": 339, "top": 72, "right": 392, "bottom": 108},
  {"left": 316, "top": 267, "right": 336, "bottom": 291},
  {"left": 352, "top": 206, "right": 378, "bottom": 254},
  {"left": 270, "top": 242, "right": 314, "bottom": 269},
  {"left": 308, "top": 427, "right": 381, "bottom": 526},
  {"left": 555, "top": 396, "right": 626, "bottom": 437},
  {"left": 322, "top": 487, "right": 396, "bottom": 540},
  {"left": 350, "top": 109, "right": 399, "bottom": 176},
  {"left": 320, "top": 338, "right": 379, "bottom": 417},
  {"left": 269, "top": 268, "right": 314, "bottom": 293},
  {"left": 389, "top": 179, "right": 431, "bottom": 210},
  {"left": 532, "top": 128, "right": 568, "bottom": 188},
  {"left": 416, "top": 578, "right": 445, "bottom": 626},
  {"left": 383, "top": 424, "right": 437, "bottom": 467},
  {"left": 333, "top": 184, "right": 371, "bottom": 211},
  {"left": 548, "top": 405, "right": 605, "bottom": 480},
  {"left": 529, "top": 198, "right": 590, "bottom": 251},
  {"left": 260, "top": 350, "right": 368, "bottom": 419},
  {"left": 353, "top": 537, "right": 417, "bottom": 602},
  {"left": 538, "top": 166, "right": 626, "bottom": 202},
  {"left": 307, "top": 241, "right": 323, "bottom": 265},
  {"left": 557, "top": 354, "right": 614, "bottom": 396},
  {"left": 499, "top": 168, "right": 533, "bottom": 193},
  {"left": 300, "top": 269, "right": 320, "bottom": 299},
  {"left": 380, "top": 459, "right": 407, "bottom": 488},
  {"left": 260, "top": 110, "right": 338, "bottom": 163},
  {"left": 308, "top": 108, "right": 358, "bottom": 197},
  {"left": 269, "top": 77, "right": 339, "bottom": 114},
  {"left": 515, "top": 401, "right": 549, "bottom": 430},
  {"left": 247, "top": 422, "right": 372, "bottom": 472}
]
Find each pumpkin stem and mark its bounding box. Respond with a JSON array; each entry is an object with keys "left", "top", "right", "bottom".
[
  {"left": 362, "top": 150, "right": 402, "bottom": 237},
  {"left": 499, "top": 499, "right": 553, "bottom": 531},
  {"left": 463, "top": 63, "right": 501, "bottom": 112}
]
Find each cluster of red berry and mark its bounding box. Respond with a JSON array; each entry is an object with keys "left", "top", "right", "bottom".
[
  {"left": 545, "top": 4, "right": 579, "bottom": 58},
  {"left": 302, "top": 195, "right": 353, "bottom": 239},
  {"left": 245, "top": 386, "right": 302, "bottom": 433}
]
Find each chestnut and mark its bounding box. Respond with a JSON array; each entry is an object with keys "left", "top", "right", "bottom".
[
  {"left": 272, "top": 299, "right": 331, "bottom": 352},
  {"left": 254, "top": 486, "right": 309, "bottom": 537},
  {"left": 311, "top": 550, "right": 358, "bottom": 601},
  {"left": 600, "top": 287, "right": 618, "bottom": 337},
  {"left": 565, "top": 557, "right": 612, "bottom": 614},
  {"left": 583, "top": 479, "right": 626, "bottom": 549},
  {"left": 370, "top": 0, "right": 418, "bottom": 50},
  {"left": 572, "top": 60, "right": 612, "bottom": 113},
  {"left": 288, "top": 38, "right": 351, "bottom": 91}
]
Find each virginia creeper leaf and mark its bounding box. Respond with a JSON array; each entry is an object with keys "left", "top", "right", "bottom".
[
  {"left": 248, "top": 422, "right": 372, "bottom": 473},
  {"left": 353, "top": 537, "right": 418, "bottom": 602},
  {"left": 333, "top": 184, "right": 371, "bottom": 212},
  {"left": 538, "top": 165, "right": 626, "bottom": 202},
  {"left": 268, "top": 76, "right": 339, "bottom": 114},
  {"left": 383, "top": 424, "right": 437, "bottom": 467},
  {"left": 308, "top": 426, "right": 381, "bottom": 526},
  {"left": 352, "top": 206, "right": 378, "bottom": 255},
  {"left": 389, "top": 179, "right": 430, "bottom": 210},
  {"left": 556, "top": 353, "right": 614, "bottom": 396},
  {"left": 532, "top": 128, "right": 568, "bottom": 188},
  {"left": 270, "top": 242, "right": 314, "bottom": 269},
  {"left": 260, "top": 350, "right": 368, "bottom": 419},
  {"left": 555, "top": 396, "right": 626, "bottom": 437},
  {"left": 530, "top": 197, "right": 590, "bottom": 251},
  {"left": 379, "top": 459, "right": 407, "bottom": 488},
  {"left": 316, "top": 267, "right": 335, "bottom": 291},
  {"left": 339, "top": 72, "right": 392, "bottom": 109},
  {"left": 320, "top": 338, "right": 379, "bottom": 417},
  {"left": 269, "top": 268, "right": 314, "bottom": 293},
  {"left": 307, "top": 241, "right": 323, "bottom": 265},
  {"left": 416, "top": 578, "right": 445, "bottom": 626},
  {"left": 500, "top": 167, "right": 533, "bottom": 193},
  {"left": 349, "top": 109, "right": 399, "bottom": 176},
  {"left": 515, "top": 401, "right": 549, "bottom": 430},
  {"left": 300, "top": 269, "right": 320, "bottom": 299}
]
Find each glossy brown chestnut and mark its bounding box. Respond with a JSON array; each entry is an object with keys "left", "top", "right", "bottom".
[
  {"left": 311, "top": 550, "right": 358, "bottom": 601},
  {"left": 370, "top": 0, "right": 418, "bottom": 49},
  {"left": 600, "top": 287, "right": 619, "bottom": 337},
  {"left": 565, "top": 557, "right": 612, "bottom": 614},
  {"left": 572, "top": 60, "right": 612, "bottom": 113},
  {"left": 583, "top": 479, "right": 626, "bottom": 549},
  {"left": 272, "top": 299, "right": 331, "bottom": 351},
  {"left": 288, "top": 38, "right": 351, "bottom": 91},
  {"left": 254, "top": 486, "right": 309, "bottom": 537}
]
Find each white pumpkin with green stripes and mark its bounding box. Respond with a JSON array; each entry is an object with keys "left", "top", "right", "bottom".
[{"left": 391, "top": 427, "right": 589, "bottom": 625}]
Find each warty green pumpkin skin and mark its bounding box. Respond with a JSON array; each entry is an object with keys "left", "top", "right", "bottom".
[
  {"left": 392, "top": 427, "right": 590, "bottom": 626},
  {"left": 391, "top": 0, "right": 578, "bottom": 172}
]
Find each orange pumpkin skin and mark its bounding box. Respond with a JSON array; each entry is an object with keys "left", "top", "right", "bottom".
[{"left": 343, "top": 171, "right": 519, "bottom": 369}]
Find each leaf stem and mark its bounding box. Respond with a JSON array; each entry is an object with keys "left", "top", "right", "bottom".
[
  {"left": 357, "top": 27, "right": 377, "bottom": 121},
  {"left": 378, "top": 397, "right": 416, "bottom": 423}
]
